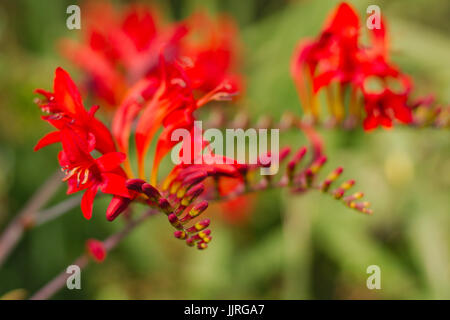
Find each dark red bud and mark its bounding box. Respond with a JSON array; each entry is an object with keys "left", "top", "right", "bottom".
[
  {"left": 141, "top": 183, "right": 161, "bottom": 200},
  {"left": 125, "top": 179, "right": 146, "bottom": 192},
  {"left": 106, "top": 196, "right": 131, "bottom": 221},
  {"left": 158, "top": 198, "right": 171, "bottom": 214}
]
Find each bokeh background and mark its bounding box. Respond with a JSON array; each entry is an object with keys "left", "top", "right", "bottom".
[{"left": 0, "top": 0, "right": 449, "bottom": 299}]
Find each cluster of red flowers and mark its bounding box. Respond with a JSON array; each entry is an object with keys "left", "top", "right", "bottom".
[
  {"left": 291, "top": 2, "right": 415, "bottom": 130},
  {"left": 34, "top": 3, "right": 245, "bottom": 250},
  {"left": 59, "top": 2, "right": 242, "bottom": 108},
  {"left": 36, "top": 2, "right": 427, "bottom": 252}
]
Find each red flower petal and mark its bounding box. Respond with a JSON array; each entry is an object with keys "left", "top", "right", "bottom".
[
  {"left": 325, "top": 2, "right": 360, "bottom": 36},
  {"left": 106, "top": 195, "right": 131, "bottom": 221},
  {"left": 100, "top": 173, "right": 130, "bottom": 197},
  {"left": 95, "top": 152, "right": 126, "bottom": 172},
  {"left": 112, "top": 77, "right": 159, "bottom": 154},
  {"left": 34, "top": 131, "right": 61, "bottom": 151},
  {"left": 59, "top": 40, "right": 125, "bottom": 106},
  {"left": 53, "top": 67, "right": 85, "bottom": 116},
  {"left": 363, "top": 114, "right": 379, "bottom": 131},
  {"left": 89, "top": 117, "right": 118, "bottom": 154},
  {"left": 81, "top": 185, "right": 99, "bottom": 220}
]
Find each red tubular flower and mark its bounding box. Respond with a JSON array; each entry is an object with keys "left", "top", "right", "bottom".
[
  {"left": 290, "top": 3, "right": 361, "bottom": 120},
  {"left": 112, "top": 55, "right": 239, "bottom": 184},
  {"left": 34, "top": 67, "right": 116, "bottom": 155},
  {"left": 360, "top": 19, "right": 399, "bottom": 80},
  {"left": 111, "top": 76, "right": 160, "bottom": 176},
  {"left": 58, "top": 128, "right": 131, "bottom": 219},
  {"left": 60, "top": 2, "right": 244, "bottom": 111},
  {"left": 35, "top": 64, "right": 237, "bottom": 223},
  {"left": 181, "top": 11, "right": 243, "bottom": 94},
  {"left": 134, "top": 57, "right": 195, "bottom": 182},
  {"left": 291, "top": 2, "right": 415, "bottom": 130},
  {"left": 291, "top": 3, "right": 360, "bottom": 93},
  {"left": 313, "top": 2, "right": 361, "bottom": 91},
  {"left": 60, "top": 1, "right": 187, "bottom": 106},
  {"left": 35, "top": 3, "right": 244, "bottom": 249}
]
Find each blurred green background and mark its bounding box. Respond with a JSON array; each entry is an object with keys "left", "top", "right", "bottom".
[{"left": 0, "top": 0, "right": 449, "bottom": 299}]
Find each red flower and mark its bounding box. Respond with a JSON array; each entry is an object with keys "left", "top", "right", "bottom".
[
  {"left": 291, "top": 3, "right": 361, "bottom": 94},
  {"left": 60, "top": 2, "right": 187, "bottom": 106},
  {"left": 34, "top": 67, "right": 116, "bottom": 155},
  {"left": 59, "top": 128, "right": 130, "bottom": 219},
  {"left": 181, "top": 11, "right": 243, "bottom": 94},
  {"left": 112, "top": 56, "right": 238, "bottom": 184},
  {"left": 133, "top": 57, "right": 196, "bottom": 182},
  {"left": 35, "top": 4, "right": 241, "bottom": 228},
  {"left": 60, "top": 2, "right": 243, "bottom": 110},
  {"left": 291, "top": 2, "right": 414, "bottom": 129},
  {"left": 362, "top": 76, "right": 413, "bottom": 130}
]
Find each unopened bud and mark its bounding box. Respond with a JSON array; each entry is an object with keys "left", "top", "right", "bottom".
[
  {"left": 174, "top": 230, "right": 187, "bottom": 240},
  {"left": 333, "top": 180, "right": 355, "bottom": 199},
  {"left": 186, "top": 219, "right": 210, "bottom": 233},
  {"left": 197, "top": 242, "right": 208, "bottom": 250},
  {"left": 86, "top": 239, "right": 106, "bottom": 263},
  {"left": 343, "top": 192, "right": 364, "bottom": 203},
  {"left": 180, "top": 200, "right": 209, "bottom": 223},
  {"left": 181, "top": 183, "right": 205, "bottom": 206},
  {"left": 106, "top": 196, "right": 131, "bottom": 221},
  {"left": 321, "top": 167, "right": 343, "bottom": 191},
  {"left": 168, "top": 213, "right": 183, "bottom": 230},
  {"left": 141, "top": 183, "right": 161, "bottom": 201},
  {"left": 158, "top": 198, "right": 171, "bottom": 214},
  {"left": 125, "top": 179, "right": 146, "bottom": 192}
]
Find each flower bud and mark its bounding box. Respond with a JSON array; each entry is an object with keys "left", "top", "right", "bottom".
[
  {"left": 86, "top": 239, "right": 106, "bottom": 263},
  {"left": 343, "top": 192, "right": 363, "bottom": 203},
  {"left": 106, "top": 196, "right": 131, "bottom": 221},
  {"left": 333, "top": 179, "right": 355, "bottom": 199},
  {"left": 125, "top": 179, "right": 146, "bottom": 192},
  {"left": 174, "top": 230, "right": 187, "bottom": 240},
  {"left": 168, "top": 213, "right": 183, "bottom": 230},
  {"left": 348, "top": 201, "right": 372, "bottom": 214},
  {"left": 186, "top": 219, "right": 210, "bottom": 233},
  {"left": 321, "top": 167, "right": 343, "bottom": 191},
  {"left": 309, "top": 156, "right": 327, "bottom": 174},
  {"left": 182, "top": 172, "right": 208, "bottom": 188},
  {"left": 181, "top": 183, "right": 205, "bottom": 206},
  {"left": 141, "top": 183, "right": 161, "bottom": 201},
  {"left": 197, "top": 242, "right": 208, "bottom": 250},
  {"left": 180, "top": 200, "right": 209, "bottom": 223},
  {"left": 189, "top": 200, "right": 208, "bottom": 218},
  {"left": 288, "top": 146, "right": 308, "bottom": 177},
  {"left": 158, "top": 198, "right": 171, "bottom": 215},
  {"left": 279, "top": 147, "right": 292, "bottom": 162}
]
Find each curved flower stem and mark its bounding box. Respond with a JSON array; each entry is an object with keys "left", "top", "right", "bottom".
[
  {"left": 0, "top": 170, "right": 62, "bottom": 267},
  {"left": 29, "top": 255, "right": 89, "bottom": 301},
  {"left": 35, "top": 195, "right": 83, "bottom": 226},
  {"left": 29, "top": 208, "right": 160, "bottom": 300},
  {"left": 30, "top": 187, "right": 269, "bottom": 300},
  {"left": 29, "top": 186, "right": 275, "bottom": 300}
]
